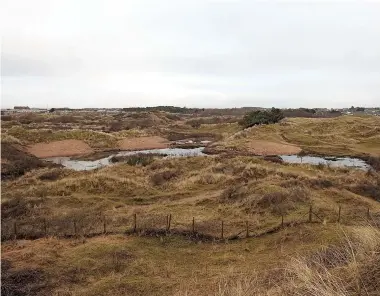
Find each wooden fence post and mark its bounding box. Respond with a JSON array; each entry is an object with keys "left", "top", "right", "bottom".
[
  {"left": 43, "top": 218, "right": 48, "bottom": 236},
  {"left": 246, "top": 221, "right": 249, "bottom": 238},
  {"left": 337, "top": 206, "right": 341, "bottom": 223},
  {"left": 192, "top": 217, "right": 195, "bottom": 234},
  {"left": 281, "top": 215, "right": 284, "bottom": 228},
  {"left": 308, "top": 205, "right": 313, "bottom": 223},
  {"left": 133, "top": 213, "right": 137, "bottom": 233},
  {"left": 221, "top": 220, "right": 224, "bottom": 240},
  {"left": 13, "top": 221, "right": 18, "bottom": 239},
  {"left": 167, "top": 214, "right": 172, "bottom": 231},
  {"left": 103, "top": 216, "right": 107, "bottom": 234}
]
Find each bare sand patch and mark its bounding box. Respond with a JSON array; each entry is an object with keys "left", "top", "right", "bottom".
[
  {"left": 246, "top": 140, "right": 301, "bottom": 155},
  {"left": 27, "top": 140, "right": 94, "bottom": 158},
  {"left": 118, "top": 136, "right": 169, "bottom": 150}
]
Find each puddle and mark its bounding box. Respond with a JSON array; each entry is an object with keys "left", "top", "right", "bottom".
[
  {"left": 280, "top": 155, "right": 371, "bottom": 170},
  {"left": 45, "top": 147, "right": 206, "bottom": 171}
]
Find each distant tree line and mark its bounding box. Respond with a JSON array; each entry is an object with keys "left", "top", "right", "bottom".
[
  {"left": 122, "top": 106, "right": 203, "bottom": 114},
  {"left": 350, "top": 106, "right": 365, "bottom": 112}
]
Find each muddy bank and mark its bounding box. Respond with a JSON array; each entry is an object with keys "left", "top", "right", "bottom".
[
  {"left": 27, "top": 139, "right": 94, "bottom": 158},
  {"left": 118, "top": 136, "right": 169, "bottom": 150},
  {"left": 246, "top": 140, "right": 301, "bottom": 155}
]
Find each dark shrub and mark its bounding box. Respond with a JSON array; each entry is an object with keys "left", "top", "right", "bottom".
[
  {"left": 190, "top": 121, "right": 201, "bottom": 129},
  {"left": 108, "top": 121, "right": 125, "bottom": 132},
  {"left": 38, "top": 169, "right": 63, "bottom": 181},
  {"left": 17, "top": 113, "right": 45, "bottom": 124},
  {"left": 367, "top": 156, "right": 380, "bottom": 172},
  {"left": 1, "top": 197, "right": 45, "bottom": 220},
  {"left": 309, "top": 178, "right": 333, "bottom": 189},
  {"left": 221, "top": 185, "right": 248, "bottom": 202},
  {"left": 1, "top": 262, "right": 47, "bottom": 296},
  {"left": 1, "top": 115, "right": 13, "bottom": 121},
  {"left": 350, "top": 183, "right": 380, "bottom": 202},
  {"left": 239, "top": 108, "right": 284, "bottom": 128},
  {"left": 150, "top": 170, "right": 179, "bottom": 185},
  {"left": 255, "top": 187, "right": 310, "bottom": 214},
  {"left": 1, "top": 143, "right": 57, "bottom": 180},
  {"left": 263, "top": 155, "right": 284, "bottom": 164},
  {"left": 257, "top": 192, "right": 287, "bottom": 208},
  {"left": 165, "top": 113, "right": 181, "bottom": 121}
]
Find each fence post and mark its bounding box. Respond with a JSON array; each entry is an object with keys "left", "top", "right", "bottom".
[
  {"left": 167, "top": 214, "right": 172, "bottom": 231},
  {"left": 43, "top": 218, "right": 48, "bottom": 236},
  {"left": 337, "top": 206, "right": 341, "bottom": 223},
  {"left": 281, "top": 215, "right": 284, "bottom": 228},
  {"left": 221, "top": 220, "right": 224, "bottom": 240},
  {"left": 192, "top": 217, "right": 195, "bottom": 234},
  {"left": 103, "top": 216, "right": 107, "bottom": 234},
  {"left": 13, "top": 221, "right": 18, "bottom": 239},
  {"left": 246, "top": 221, "right": 249, "bottom": 238},
  {"left": 133, "top": 213, "right": 137, "bottom": 233},
  {"left": 308, "top": 205, "right": 313, "bottom": 223}
]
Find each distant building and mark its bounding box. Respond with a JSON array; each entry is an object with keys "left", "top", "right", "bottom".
[{"left": 14, "top": 106, "right": 30, "bottom": 110}]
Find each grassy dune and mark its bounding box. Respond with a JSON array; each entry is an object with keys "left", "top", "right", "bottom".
[
  {"left": 6, "top": 126, "right": 119, "bottom": 149},
  {"left": 2, "top": 156, "right": 379, "bottom": 240},
  {"left": 2, "top": 224, "right": 379, "bottom": 295},
  {"left": 2, "top": 114, "right": 380, "bottom": 296},
  {"left": 213, "top": 116, "right": 380, "bottom": 157}
]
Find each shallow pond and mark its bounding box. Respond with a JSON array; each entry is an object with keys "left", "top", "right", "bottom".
[
  {"left": 280, "top": 155, "right": 371, "bottom": 170},
  {"left": 45, "top": 148, "right": 371, "bottom": 171},
  {"left": 45, "top": 147, "right": 206, "bottom": 171}
]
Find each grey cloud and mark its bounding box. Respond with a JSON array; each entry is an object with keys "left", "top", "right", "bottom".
[{"left": 1, "top": 0, "right": 380, "bottom": 108}]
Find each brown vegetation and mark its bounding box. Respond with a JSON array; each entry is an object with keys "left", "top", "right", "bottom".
[
  {"left": 1, "top": 143, "right": 56, "bottom": 180},
  {"left": 1, "top": 111, "right": 380, "bottom": 296}
]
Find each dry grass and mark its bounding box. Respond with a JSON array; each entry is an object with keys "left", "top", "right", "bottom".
[
  {"left": 7, "top": 126, "right": 119, "bottom": 149},
  {"left": 212, "top": 116, "right": 380, "bottom": 157},
  {"left": 174, "top": 225, "right": 380, "bottom": 296},
  {"left": 2, "top": 156, "right": 380, "bottom": 240},
  {"left": 2, "top": 224, "right": 378, "bottom": 296},
  {"left": 284, "top": 225, "right": 380, "bottom": 296},
  {"left": 1, "top": 113, "right": 380, "bottom": 296}
]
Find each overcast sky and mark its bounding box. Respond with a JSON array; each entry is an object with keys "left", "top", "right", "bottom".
[{"left": 1, "top": 1, "right": 380, "bottom": 108}]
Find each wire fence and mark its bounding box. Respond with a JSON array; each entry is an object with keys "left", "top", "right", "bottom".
[{"left": 1, "top": 205, "right": 380, "bottom": 242}]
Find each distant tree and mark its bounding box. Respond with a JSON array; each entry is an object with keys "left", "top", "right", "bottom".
[
  {"left": 49, "top": 108, "right": 56, "bottom": 113},
  {"left": 329, "top": 109, "right": 341, "bottom": 114},
  {"left": 239, "top": 108, "right": 284, "bottom": 128},
  {"left": 300, "top": 108, "right": 316, "bottom": 114},
  {"left": 190, "top": 121, "right": 201, "bottom": 129},
  {"left": 355, "top": 107, "right": 365, "bottom": 112}
]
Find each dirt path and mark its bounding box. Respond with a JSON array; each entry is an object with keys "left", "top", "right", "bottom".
[
  {"left": 245, "top": 140, "right": 301, "bottom": 155},
  {"left": 27, "top": 140, "right": 94, "bottom": 158},
  {"left": 118, "top": 136, "right": 169, "bottom": 150}
]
